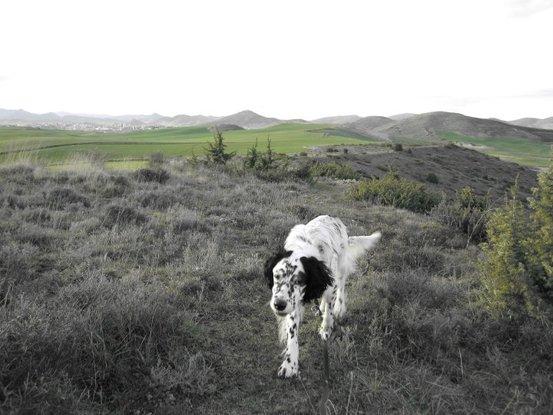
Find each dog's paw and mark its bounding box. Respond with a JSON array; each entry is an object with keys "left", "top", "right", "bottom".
[
  {"left": 277, "top": 360, "right": 299, "bottom": 379},
  {"left": 319, "top": 327, "right": 331, "bottom": 341}
]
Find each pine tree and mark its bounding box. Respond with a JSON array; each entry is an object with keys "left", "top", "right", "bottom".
[{"left": 205, "top": 129, "right": 235, "bottom": 164}]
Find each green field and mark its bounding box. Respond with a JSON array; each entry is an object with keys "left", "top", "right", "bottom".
[
  {"left": 0, "top": 124, "right": 374, "bottom": 165},
  {"left": 441, "top": 132, "right": 552, "bottom": 168},
  {"left": 1, "top": 125, "right": 551, "bottom": 169}
]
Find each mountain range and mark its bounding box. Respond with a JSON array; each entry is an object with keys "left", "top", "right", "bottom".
[{"left": 1, "top": 108, "right": 552, "bottom": 142}]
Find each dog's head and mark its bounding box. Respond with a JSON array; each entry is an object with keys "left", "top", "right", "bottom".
[{"left": 264, "top": 250, "right": 332, "bottom": 316}]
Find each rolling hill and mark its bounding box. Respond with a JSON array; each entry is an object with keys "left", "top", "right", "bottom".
[
  {"left": 211, "top": 110, "right": 282, "bottom": 129},
  {"left": 311, "top": 115, "right": 362, "bottom": 124},
  {"left": 509, "top": 116, "right": 553, "bottom": 130},
  {"left": 341, "top": 111, "right": 553, "bottom": 142}
]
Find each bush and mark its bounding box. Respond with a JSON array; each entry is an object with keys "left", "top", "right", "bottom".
[
  {"left": 425, "top": 172, "right": 439, "bottom": 184},
  {"left": 205, "top": 130, "right": 235, "bottom": 165},
  {"left": 243, "top": 139, "right": 259, "bottom": 169},
  {"left": 431, "top": 186, "right": 490, "bottom": 244},
  {"left": 525, "top": 164, "right": 553, "bottom": 297},
  {"left": 257, "top": 138, "right": 275, "bottom": 170},
  {"left": 46, "top": 187, "right": 90, "bottom": 209},
  {"left": 309, "top": 162, "right": 360, "bottom": 180},
  {"left": 480, "top": 188, "right": 532, "bottom": 315},
  {"left": 393, "top": 143, "right": 403, "bottom": 152},
  {"left": 104, "top": 204, "right": 148, "bottom": 227},
  {"left": 350, "top": 173, "right": 441, "bottom": 213},
  {"left": 134, "top": 168, "right": 170, "bottom": 184},
  {"left": 481, "top": 165, "right": 553, "bottom": 316}
]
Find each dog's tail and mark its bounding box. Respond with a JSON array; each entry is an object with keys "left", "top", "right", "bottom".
[{"left": 343, "top": 232, "right": 381, "bottom": 275}]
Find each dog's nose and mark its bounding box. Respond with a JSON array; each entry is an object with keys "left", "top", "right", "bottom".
[{"left": 274, "top": 299, "right": 287, "bottom": 311}]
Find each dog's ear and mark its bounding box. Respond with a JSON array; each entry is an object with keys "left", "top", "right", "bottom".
[
  {"left": 263, "top": 250, "right": 292, "bottom": 289},
  {"left": 300, "top": 256, "right": 333, "bottom": 302}
]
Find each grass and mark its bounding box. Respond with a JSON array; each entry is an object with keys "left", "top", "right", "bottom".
[
  {"left": 0, "top": 158, "right": 552, "bottom": 413},
  {"left": 441, "top": 132, "right": 553, "bottom": 168},
  {"left": 0, "top": 124, "right": 375, "bottom": 165}
]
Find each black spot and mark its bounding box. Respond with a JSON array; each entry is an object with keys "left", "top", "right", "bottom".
[
  {"left": 263, "top": 249, "right": 292, "bottom": 289},
  {"left": 318, "top": 245, "right": 325, "bottom": 254},
  {"left": 300, "top": 257, "right": 333, "bottom": 303}
]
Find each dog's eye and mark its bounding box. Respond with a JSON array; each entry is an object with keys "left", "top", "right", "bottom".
[{"left": 295, "top": 273, "right": 307, "bottom": 285}]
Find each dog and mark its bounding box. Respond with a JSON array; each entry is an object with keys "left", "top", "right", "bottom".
[{"left": 263, "top": 215, "right": 381, "bottom": 378}]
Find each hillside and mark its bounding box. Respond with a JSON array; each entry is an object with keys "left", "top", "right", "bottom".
[
  {"left": 341, "top": 111, "right": 553, "bottom": 142},
  {"left": 343, "top": 116, "right": 395, "bottom": 138},
  {"left": 319, "top": 144, "right": 537, "bottom": 200},
  {"left": 212, "top": 110, "right": 282, "bottom": 129},
  {"left": 509, "top": 116, "right": 553, "bottom": 130},
  {"left": 0, "top": 156, "right": 551, "bottom": 414},
  {"left": 311, "top": 115, "right": 362, "bottom": 124}
]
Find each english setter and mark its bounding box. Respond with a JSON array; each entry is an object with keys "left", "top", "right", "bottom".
[{"left": 264, "top": 215, "right": 381, "bottom": 378}]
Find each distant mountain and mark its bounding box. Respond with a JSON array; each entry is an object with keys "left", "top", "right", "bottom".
[
  {"left": 312, "top": 115, "right": 361, "bottom": 124},
  {"left": 343, "top": 116, "right": 395, "bottom": 139},
  {"left": 389, "top": 113, "right": 417, "bottom": 121},
  {"left": 212, "top": 110, "right": 281, "bottom": 129},
  {"left": 341, "top": 111, "right": 553, "bottom": 142},
  {"left": 508, "top": 117, "right": 553, "bottom": 130},
  {"left": 166, "top": 114, "right": 220, "bottom": 127}
]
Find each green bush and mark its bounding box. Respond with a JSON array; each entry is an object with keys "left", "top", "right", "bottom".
[
  {"left": 480, "top": 188, "right": 532, "bottom": 315},
  {"left": 134, "top": 168, "right": 170, "bottom": 184},
  {"left": 309, "top": 162, "right": 360, "bottom": 180},
  {"left": 350, "top": 173, "right": 441, "bottom": 213},
  {"left": 243, "top": 138, "right": 259, "bottom": 169},
  {"left": 205, "top": 130, "right": 235, "bottom": 165},
  {"left": 431, "top": 186, "right": 490, "bottom": 244},
  {"left": 425, "top": 172, "right": 439, "bottom": 184},
  {"left": 526, "top": 164, "right": 553, "bottom": 300},
  {"left": 481, "top": 165, "right": 553, "bottom": 315}
]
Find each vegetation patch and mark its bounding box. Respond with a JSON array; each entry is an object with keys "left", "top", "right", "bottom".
[{"left": 350, "top": 172, "right": 441, "bottom": 213}]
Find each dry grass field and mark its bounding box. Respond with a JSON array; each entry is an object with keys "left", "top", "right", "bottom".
[{"left": 1, "top": 152, "right": 552, "bottom": 414}]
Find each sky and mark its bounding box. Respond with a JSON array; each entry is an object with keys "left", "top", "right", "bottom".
[{"left": 1, "top": 0, "right": 552, "bottom": 120}]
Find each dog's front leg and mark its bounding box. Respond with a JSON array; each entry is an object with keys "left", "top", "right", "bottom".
[
  {"left": 319, "top": 285, "right": 337, "bottom": 341},
  {"left": 278, "top": 310, "right": 300, "bottom": 378}
]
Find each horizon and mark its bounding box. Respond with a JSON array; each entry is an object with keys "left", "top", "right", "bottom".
[
  {"left": 1, "top": 106, "right": 551, "bottom": 122},
  {"left": 1, "top": 0, "right": 553, "bottom": 120}
]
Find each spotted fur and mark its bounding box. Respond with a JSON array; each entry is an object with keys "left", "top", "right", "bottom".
[{"left": 264, "top": 215, "right": 381, "bottom": 378}]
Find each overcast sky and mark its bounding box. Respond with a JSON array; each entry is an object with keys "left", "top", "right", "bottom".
[{"left": 1, "top": 0, "right": 552, "bottom": 120}]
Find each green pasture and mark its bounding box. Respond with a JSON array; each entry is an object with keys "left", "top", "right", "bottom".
[
  {"left": 0, "top": 123, "right": 373, "bottom": 165},
  {"left": 441, "top": 132, "right": 552, "bottom": 168}
]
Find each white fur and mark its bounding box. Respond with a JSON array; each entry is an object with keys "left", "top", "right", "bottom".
[{"left": 269, "top": 215, "right": 381, "bottom": 378}]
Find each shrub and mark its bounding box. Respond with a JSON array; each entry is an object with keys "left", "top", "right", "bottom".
[
  {"left": 425, "top": 172, "right": 439, "bottom": 184},
  {"left": 481, "top": 166, "right": 553, "bottom": 316},
  {"left": 431, "top": 186, "right": 490, "bottom": 244},
  {"left": 103, "top": 204, "right": 148, "bottom": 227},
  {"left": 149, "top": 152, "right": 165, "bottom": 167},
  {"left": 299, "top": 151, "right": 308, "bottom": 157},
  {"left": 243, "top": 139, "right": 259, "bottom": 169},
  {"left": 480, "top": 188, "right": 532, "bottom": 315},
  {"left": 309, "top": 162, "right": 360, "bottom": 180},
  {"left": 350, "top": 173, "right": 441, "bottom": 213},
  {"left": 326, "top": 147, "right": 338, "bottom": 153},
  {"left": 46, "top": 187, "right": 90, "bottom": 209},
  {"left": 134, "top": 168, "right": 170, "bottom": 184},
  {"left": 258, "top": 137, "right": 275, "bottom": 170},
  {"left": 393, "top": 143, "right": 403, "bottom": 151},
  {"left": 205, "top": 130, "right": 235, "bottom": 165},
  {"left": 525, "top": 164, "right": 553, "bottom": 301}
]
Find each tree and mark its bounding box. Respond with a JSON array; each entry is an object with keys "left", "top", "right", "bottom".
[
  {"left": 244, "top": 138, "right": 259, "bottom": 169},
  {"left": 526, "top": 163, "right": 553, "bottom": 300},
  {"left": 258, "top": 137, "right": 275, "bottom": 170},
  {"left": 205, "top": 129, "right": 235, "bottom": 164}
]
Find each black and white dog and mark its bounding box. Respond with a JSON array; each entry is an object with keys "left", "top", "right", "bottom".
[{"left": 264, "top": 215, "right": 381, "bottom": 378}]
